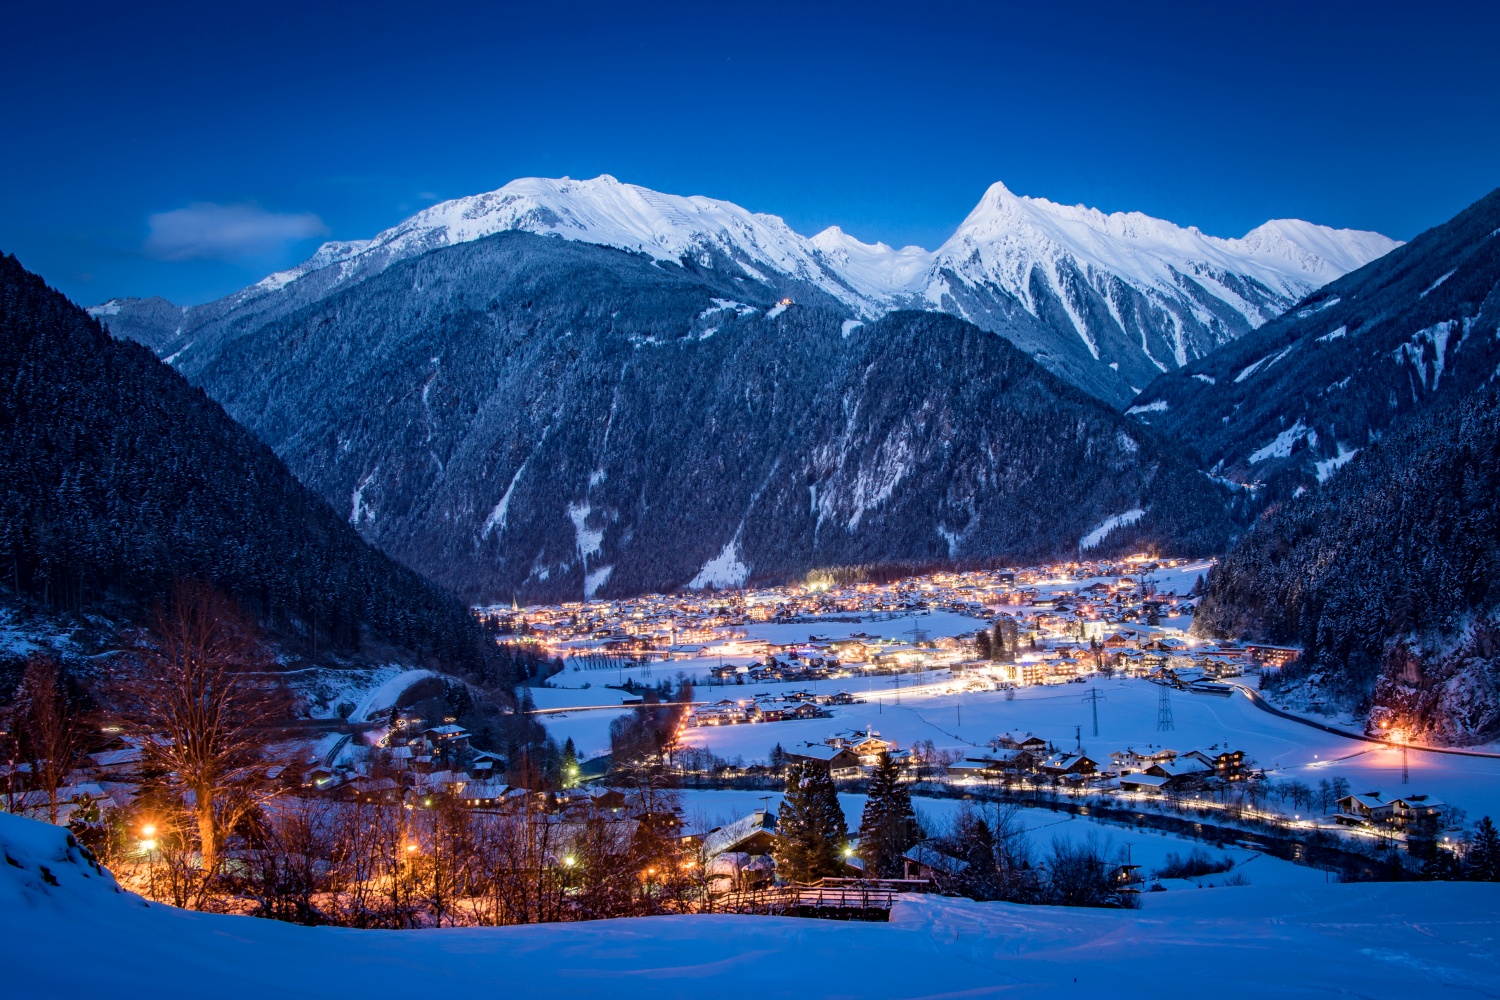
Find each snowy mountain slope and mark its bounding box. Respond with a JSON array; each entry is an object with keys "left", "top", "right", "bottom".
[
  {"left": 1132, "top": 186, "right": 1500, "bottom": 496},
  {"left": 108, "top": 231, "right": 1236, "bottom": 604},
  {"left": 910, "top": 182, "right": 1398, "bottom": 403},
  {"left": 1193, "top": 381, "right": 1500, "bottom": 742},
  {"left": 5, "top": 810, "right": 1499, "bottom": 1000},
  {"left": 96, "top": 175, "right": 1395, "bottom": 406}
]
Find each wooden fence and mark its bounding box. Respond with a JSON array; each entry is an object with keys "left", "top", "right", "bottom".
[{"left": 712, "top": 878, "right": 930, "bottom": 919}]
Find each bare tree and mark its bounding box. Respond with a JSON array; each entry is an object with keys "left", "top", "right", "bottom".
[
  {"left": 17, "top": 654, "right": 85, "bottom": 824},
  {"left": 119, "top": 581, "right": 288, "bottom": 873}
]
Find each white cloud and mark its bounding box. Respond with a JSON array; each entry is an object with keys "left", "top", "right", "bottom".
[{"left": 144, "top": 202, "right": 329, "bottom": 261}]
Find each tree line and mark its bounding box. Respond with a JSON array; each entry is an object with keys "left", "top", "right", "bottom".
[{"left": 0, "top": 253, "right": 530, "bottom": 683}]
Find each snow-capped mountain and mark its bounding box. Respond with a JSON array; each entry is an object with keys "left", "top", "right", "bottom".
[
  {"left": 93, "top": 174, "right": 1396, "bottom": 405},
  {"left": 899, "top": 182, "right": 1397, "bottom": 402},
  {"left": 1132, "top": 185, "right": 1500, "bottom": 494},
  {"left": 274, "top": 174, "right": 877, "bottom": 313},
  {"left": 91, "top": 231, "right": 1241, "bottom": 604}
]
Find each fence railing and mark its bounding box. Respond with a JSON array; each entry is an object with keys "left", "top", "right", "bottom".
[{"left": 713, "top": 878, "right": 930, "bottom": 916}]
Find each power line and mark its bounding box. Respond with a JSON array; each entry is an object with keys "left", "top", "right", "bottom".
[{"left": 1157, "top": 684, "right": 1174, "bottom": 732}]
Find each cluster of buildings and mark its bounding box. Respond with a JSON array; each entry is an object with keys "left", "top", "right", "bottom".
[
  {"left": 780, "top": 728, "right": 904, "bottom": 778},
  {"left": 480, "top": 555, "right": 1298, "bottom": 695},
  {"left": 944, "top": 733, "right": 1251, "bottom": 795},
  {"left": 687, "top": 688, "right": 860, "bottom": 728}
]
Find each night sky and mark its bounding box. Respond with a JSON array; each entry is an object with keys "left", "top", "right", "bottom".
[{"left": 4, "top": 0, "right": 1496, "bottom": 306}]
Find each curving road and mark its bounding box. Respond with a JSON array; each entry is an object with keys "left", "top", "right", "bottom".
[{"left": 1230, "top": 682, "right": 1500, "bottom": 761}]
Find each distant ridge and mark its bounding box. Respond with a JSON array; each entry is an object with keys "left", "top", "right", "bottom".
[{"left": 93, "top": 174, "right": 1396, "bottom": 406}]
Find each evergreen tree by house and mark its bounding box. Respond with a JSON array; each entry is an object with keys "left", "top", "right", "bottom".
[
  {"left": 973, "top": 629, "right": 992, "bottom": 660},
  {"left": 994, "top": 619, "right": 1018, "bottom": 661},
  {"left": 0, "top": 253, "right": 538, "bottom": 685},
  {"left": 774, "top": 762, "right": 847, "bottom": 882},
  {"left": 857, "top": 752, "right": 921, "bottom": 877},
  {"left": 560, "top": 738, "right": 579, "bottom": 787}
]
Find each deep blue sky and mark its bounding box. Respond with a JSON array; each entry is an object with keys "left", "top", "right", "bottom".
[{"left": 3, "top": 0, "right": 1497, "bottom": 306}]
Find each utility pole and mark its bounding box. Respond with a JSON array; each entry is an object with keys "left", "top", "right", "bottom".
[
  {"left": 1074, "top": 724, "right": 1082, "bottom": 753},
  {"left": 1082, "top": 686, "right": 1106, "bottom": 737},
  {"left": 1402, "top": 740, "right": 1409, "bottom": 784},
  {"left": 1157, "top": 684, "right": 1174, "bottom": 732}
]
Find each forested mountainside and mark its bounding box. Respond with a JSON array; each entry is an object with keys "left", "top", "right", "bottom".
[
  {"left": 95, "top": 232, "right": 1240, "bottom": 604},
  {"left": 0, "top": 253, "right": 533, "bottom": 684},
  {"left": 1193, "top": 383, "right": 1500, "bottom": 744},
  {"left": 1131, "top": 187, "right": 1500, "bottom": 500},
  {"left": 93, "top": 175, "right": 1393, "bottom": 410}
]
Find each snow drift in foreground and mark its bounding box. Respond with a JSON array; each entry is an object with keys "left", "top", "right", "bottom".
[{"left": 5, "top": 812, "right": 1498, "bottom": 1000}]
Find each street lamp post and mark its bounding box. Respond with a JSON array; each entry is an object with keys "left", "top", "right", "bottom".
[{"left": 140, "top": 823, "right": 158, "bottom": 899}]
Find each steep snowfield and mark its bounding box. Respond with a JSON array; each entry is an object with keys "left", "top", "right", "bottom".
[
  {"left": 926, "top": 181, "right": 1397, "bottom": 324},
  {"left": 4, "top": 811, "right": 1496, "bottom": 1000}
]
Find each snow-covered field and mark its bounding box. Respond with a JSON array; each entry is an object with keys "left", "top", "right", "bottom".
[
  {"left": 1028, "top": 558, "right": 1213, "bottom": 597},
  {"left": 3, "top": 811, "right": 1494, "bottom": 1000},
  {"left": 670, "top": 678, "right": 1500, "bottom": 821}
]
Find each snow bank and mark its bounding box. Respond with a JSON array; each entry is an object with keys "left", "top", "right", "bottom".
[{"left": 3, "top": 805, "right": 1495, "bottom": 1000}]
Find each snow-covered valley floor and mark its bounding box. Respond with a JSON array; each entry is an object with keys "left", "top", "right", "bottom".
[{"left": 4, "top": 811, "right": 1495, "bottom": 1000}]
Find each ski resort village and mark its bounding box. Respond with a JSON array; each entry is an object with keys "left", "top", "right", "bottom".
[
  {"left": 5, "top": 553, "right": 1500, "bottom": 998},
  {"left": 6, "top": 6, "right": 1500, "bottom": 994},
  {"left": 10, "top": 554, "right": 1497, "bottom": 921}
]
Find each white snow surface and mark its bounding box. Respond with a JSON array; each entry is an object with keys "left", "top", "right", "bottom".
[
  {"left": 1248, "top": 420, "right": 1314, "bottom": 463},
  {"left": 1079, "top": 509, "right": 1145, "bottom": 551},
  {"left": 351, "top": 668, "right": 437, "bottom": 722},
  {"left": 1315, "top": 443, "right": 1360, "bottom": 483},
  {"left": 232, "top": 175, "right": 1399, "bottom": 331},
  {"left": 4, "top": 809, "right": 1498, "bottom": 1000},
  {"left": 687, "top": 540, "right": 750, "bottom": 590}
]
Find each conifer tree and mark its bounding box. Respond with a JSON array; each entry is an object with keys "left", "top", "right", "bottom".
[
  {"left": 974, "top": 630, "right": 992, "bottom": 660},
  {"left": 858, "top": 752, "right": 921, "bottom": 877},
  {"left": 561, "top": 738, "right": 579, "bottom": 787},
  {"left": 1468, "top": 817, "right": 1500, "bottom": 881},
  {"left": 774, "top": 763, "right": 847, "bottom": 882}
]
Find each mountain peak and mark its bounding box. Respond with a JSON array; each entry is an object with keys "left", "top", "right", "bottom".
[{"left": 111, "top": 174, "right": 1399, "bottom": 407}]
